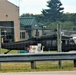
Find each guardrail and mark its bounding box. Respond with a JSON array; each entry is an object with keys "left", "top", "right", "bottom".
[{"left": 0, "top": 52, "right": 76, "bottom": 69}]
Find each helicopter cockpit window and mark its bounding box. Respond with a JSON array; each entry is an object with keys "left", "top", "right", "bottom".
[
  {"left": 73, "top": 39, "right": 76, "bottom": 44},
  {"left": 69, "top": 40, "right": 75, "bottom": 45}
]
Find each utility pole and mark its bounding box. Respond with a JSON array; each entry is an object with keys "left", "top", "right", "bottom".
[{"left": 57, "top": 22, "right": 62, "bottom": 68}]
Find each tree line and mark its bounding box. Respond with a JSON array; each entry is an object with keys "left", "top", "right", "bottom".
[{"left": 20, "top": 0, "right": 76, "bottom": 30}]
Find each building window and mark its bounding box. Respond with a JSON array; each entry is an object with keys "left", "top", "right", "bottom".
[{"left": 20, "top": 32, "right": 25, "bottom": 39}]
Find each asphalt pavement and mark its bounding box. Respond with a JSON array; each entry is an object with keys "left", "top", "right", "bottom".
[{"left": 0, "top": 71, "right": 76, "bottom": 75}]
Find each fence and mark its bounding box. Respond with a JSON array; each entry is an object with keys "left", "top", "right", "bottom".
[{"left": 0, "top": 52, "right": 76, "bottom": 69}]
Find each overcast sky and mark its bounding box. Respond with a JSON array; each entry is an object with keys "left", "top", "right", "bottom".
[{"left": 8, "top": 0, "right": 76, "bottom": 15}]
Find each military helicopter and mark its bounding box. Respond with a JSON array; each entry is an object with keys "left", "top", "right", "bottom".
[{"left": 1, "top": 34, "right": 76, "bottom": 54}]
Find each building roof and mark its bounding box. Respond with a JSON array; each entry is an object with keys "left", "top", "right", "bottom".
[
  {"left": 0, "top": 0, "right": 19, "bottom": 8},
  {"left": 20, "top": 17, "right": 44, "bottom": 30},
  {"left": 20, "top": 17, "right": 37, "bottom": 26}
]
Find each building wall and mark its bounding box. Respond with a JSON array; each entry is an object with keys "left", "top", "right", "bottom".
[
  {"left": 0, "top": 0, "right": 20, "bottom": 41},
  {"left": 20, "top": 29, "right": 42, "bottom": 40}
]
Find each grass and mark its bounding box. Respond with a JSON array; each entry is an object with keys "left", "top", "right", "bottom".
[
  {"left": 0, "top": 61, "right": 76, "bottom": 72},
  {"left": 1, "top": 49, "right": 18, "bottom": 54},
  {"left": 0, "top": 49, "right": 76, "bottom": 72}
]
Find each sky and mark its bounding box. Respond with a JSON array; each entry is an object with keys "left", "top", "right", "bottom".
[{"left": 8, "top": 0, "right": 76, "bottom": 15}]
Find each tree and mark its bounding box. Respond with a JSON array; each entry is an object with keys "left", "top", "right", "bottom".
[
  {"left": 21, "top": 13, "right": 34, "bottom": 17},
  {"left": 71, "top": 13, "right": 76, "bottom": 25},
  {"left": 20, "top": 13, "right": 44, "bottom": 24},
  {"left": 42, "top": 0, "right": 64, "bottom": 22}
]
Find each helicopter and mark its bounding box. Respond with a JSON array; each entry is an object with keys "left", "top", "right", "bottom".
[{"left": 1, "top": 34, "right": 76, "bottom": 54}]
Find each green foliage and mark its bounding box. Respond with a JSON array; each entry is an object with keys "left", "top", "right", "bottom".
[
  {"left": 42, "top": 0, "right": 64, "bottom": 22},
  {"left": 20, "top": 0, "right": 76, "bottom": 30},
  {"left": 70, "top": 13, "right": 76, "bottom": 25},
  {"left": 21, "top": 13, "right": 34, "bottom": 17},
  {"left": 61, "top": 13, "right": 76, "bottom": 22},
  {"left": 46, "top": 21, "right": 75, "bottom": 30},
  {"left": 47, "top": 22, "right": 57, "bottom": 29},
  {"left": 61, "top": 21, "right": 74, "bottom": 30},
  {"left": 20, "top": 13, "right": 76, "bottom": 30}
]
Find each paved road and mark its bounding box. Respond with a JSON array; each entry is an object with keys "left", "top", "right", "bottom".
[{"left": 0, "top": 71, "right": 76, "bottom": 75}]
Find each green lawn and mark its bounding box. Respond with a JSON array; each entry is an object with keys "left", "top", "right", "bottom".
[
  {"left": 1, "top": 49, "right": 18, "bottom": 54},
  {"left": 0, "top": 61, "right": 76, "bottom": 72}
]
